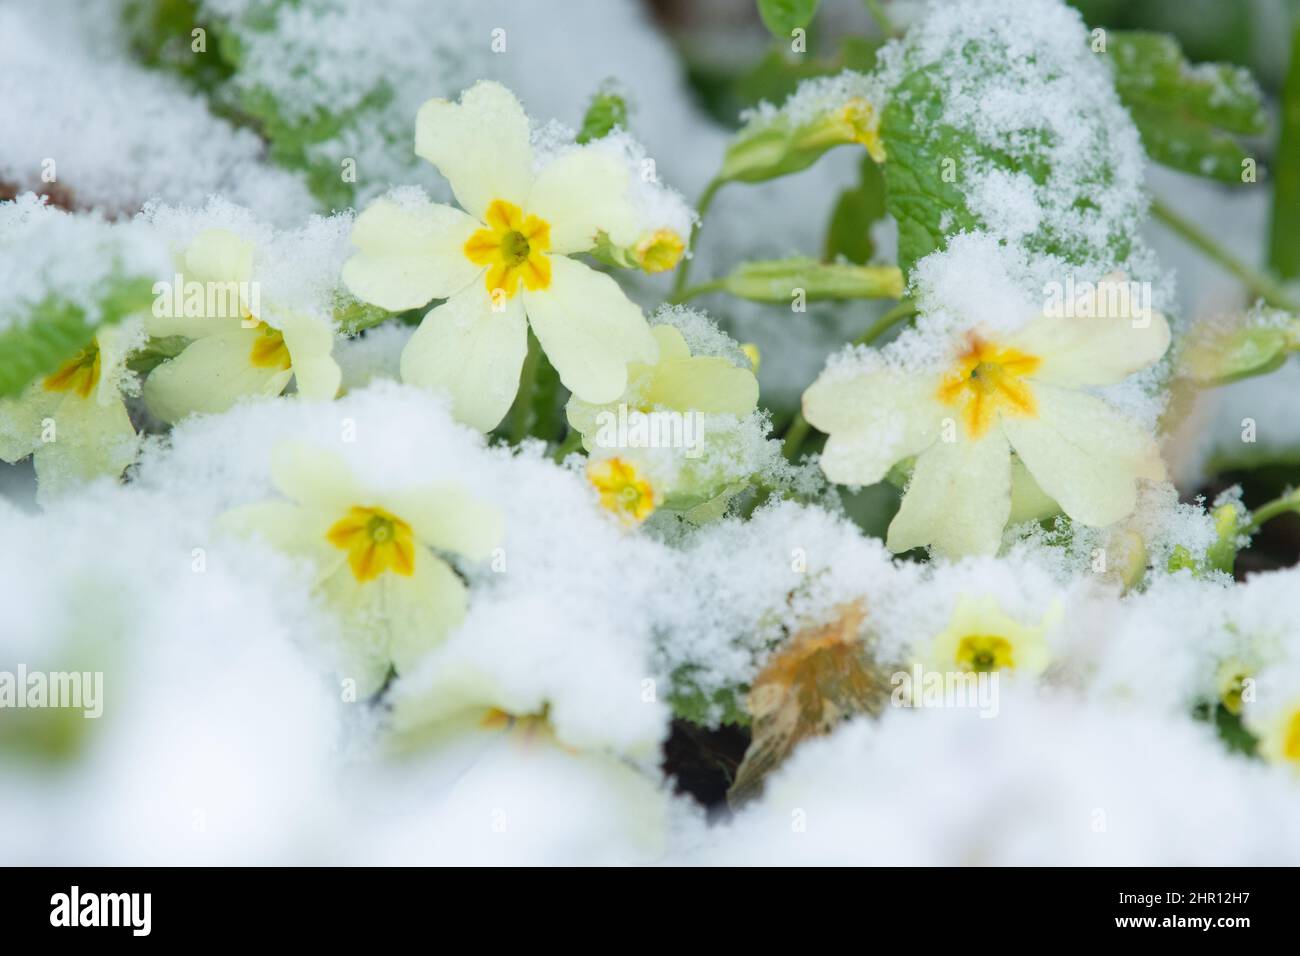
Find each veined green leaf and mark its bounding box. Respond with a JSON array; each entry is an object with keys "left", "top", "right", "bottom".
[{"left": 1106, "top": 31, "right": 1268, "bottom": 183}]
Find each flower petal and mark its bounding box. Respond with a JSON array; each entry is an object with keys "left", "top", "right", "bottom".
[
  {"left": 278, "top": 311, "right": 341, "bottom": 401},
  {"left": 184, "top": 228, "right": 254, "bottom": 287},
  {"left": 804, "top": 370, "right": 945, "bottom": 485},
  {"left": 270, "top": 442, "right": 362, "bottom": 512},
  {"left": 886, "top": 429, "right": 1012, "bottom": 557},
  {"left": 32, "top": 394, "right": 138, "bottom": 502},
  {"left": 400, "top": 284, "right": 529, "bottom": 432},
  {"left": 523, "top": 255, "right": 656, "bottom": 404},
  {"left": 525, "top": 147, "right": 638, "bottom": 253},
  {"left": 1000, "top": 383, "right": 1164, "bottom": 528},
  {"left": 1009, "top": 311, "right": 1171, "bottom": 388},
  {"left": 414, "top": 81, "right": 534, "bottom": 220},
  {"left": 219, "top": 499, "right": 338, "bottom": 565},
  {"left": 341, "top": 197, "right": 484, "bottom": 310},
  {"left": 386, "top": 556, "right": 469, "bottom": 675},
  {"left": 0, "top": 384, "right": 53, "bottom": 463},
  {"left": 386, "top": 483, "right": 504, "bottom": 561},
  {"left": 645, "top": 357, "right": 758, "bottom": 416},
  {"left": 143, "top": 330, "right": 291, "bottom": 423}
]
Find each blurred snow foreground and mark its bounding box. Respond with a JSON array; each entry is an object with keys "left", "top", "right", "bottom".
[{"left": 1, "top": 0, "right": 1299, "bottom": 865}]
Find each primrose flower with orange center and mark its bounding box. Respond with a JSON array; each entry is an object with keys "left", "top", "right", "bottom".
[
  {"left": 803, "top": 273, "right": 1171, "bottom": 557},
  {"left": 0, "top": 324, "right": 140, "bottom": 501},
  {"left": 925, "top": 596, "right": 1055, "bottom": 678},
  {"left": 143, "top": 229, "right": 341, "bottom": 423},
  {"left": 342, "top": 81, "right": 658, "bottom": 433},
  {"left": 223, "top": 442, "right": 503, "bottom": 695},
  {"left": 1245, "top": 693, "right": 1300, "bottom": 770}
]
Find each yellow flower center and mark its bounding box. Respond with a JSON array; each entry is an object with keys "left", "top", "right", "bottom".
[
  {"left": 634, "top": 229, "right": 685, "bottom": 273},
  {"left": 43, "top": 345, "right": 102, "bottom": 399},
  {"left": 936, "top": 334, "right": 1041, "bottom": 439},
  {"left": 326, "top": 505, "right": 416, "bottom": 583},
  {"left": 464, "top": 199, "right": 552, "bottom": 299},
  {"left": 248, "top": 322, "right": 292, "bottom": 371},
  {"left": 955, "top": 634, "right": 1015, "bottom": 673},
  {"left": 1284, "top": 710, "right": 1300, "bottom": 763},
  {"left": 587, "top": 457, "right": 656, "bottom": 525}
]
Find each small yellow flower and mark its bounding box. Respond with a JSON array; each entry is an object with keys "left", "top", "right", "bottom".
[
  {"left": 144, "top": 229, "right": 340, "bottom": 423},
  {"left": 463, "top": 199, "right": 553, "bottom": 298},
  {"left": 588, "top": 457, "right": 656, "bottom": 524},
  {"left": 326, "top": 505, "right": 418, "bottom": 582},
  {"left": 927, "top": 596, "right": 1053, "bottom": 677},
  {"left": 633, "top": 229, "right": 685, "bottom": 273},
  {"left": 222, "top": 441, "right": 503, "bottom": 695},
  {"left": 0, "top": 326, "right": 139, "bottom": 502},
  {"left": 803, "top": 271, "right": 1171, "bottom": 556},
  {"left": 1247, "top": 697, "right": 1300, "bottom": 768},
  {"left": 342, "top": 81, "right": 659, "bottom": 433}
]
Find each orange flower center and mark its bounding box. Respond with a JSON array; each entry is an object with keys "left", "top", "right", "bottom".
[
  {"left": 326, "top": 505, "right": 416, "bottom": 583},
  {"left": 936, "top": 334, "right": 1040, "bottom": 439},
  {"left": 43, "top": 345, "right": 102, "bottom": 399},
  {"left": 464, "top": 199, "right": 552, "bottom": 299}
]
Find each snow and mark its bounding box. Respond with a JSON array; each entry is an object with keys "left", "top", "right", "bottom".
[{"left": 2, "top": 0, "right": 1299, "bottom": 865}]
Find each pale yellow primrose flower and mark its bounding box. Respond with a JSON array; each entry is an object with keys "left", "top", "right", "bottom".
[
  {"left": 803, "top": 277, "right": 1171, "bottom": 557},
  {"left": 1247, "top": 696, "right": 1300, "bottom": 769},
  {"left": 0, "top": 324, "right": 139, "bottom": 501},
  {"left": 144, "top": 229, "right": 341, "bottom": 423},
  {"left": 925, "top": 595, "right": 1055, "bottom": 678},
  {"left": 341, "top": 81, "right": 657, "bottom": 433},
  {"left": 223, "top": 442, "right": 503, "bottom": 696},
  {"left": 564, "top": 325, "right": 759, "bottom": 451}
]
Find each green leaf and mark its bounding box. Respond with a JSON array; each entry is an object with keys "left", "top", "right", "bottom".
[
  {"left": 1105, "top": 31, "right": 1268, "bottom": 183},
  {"left": 576, "top": 86, "right": 629, "bottom": 144},
  {"left": 0, "top": 278, "right": 155, "bottom": 399},
  {"left": 720, "top": 257, "right": 903, "bottom": 302},
  {"left": 824, "top": 153, "right": 887, "bottom": 263},
  {"left": 756, "top": 0, "right": 819, "bottom": 41},
  {"left": 878, "top": 67, "right": 983, "bottom": 274}
]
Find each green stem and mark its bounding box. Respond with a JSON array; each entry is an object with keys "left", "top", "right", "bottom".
[
  {"left": 509, "top": 331, "right": 542, "bottom": 444},
  {"left": 863, "top": 0, "right": 899, "bottom": 37},
  {"left": 852, "top": 298, "right": 917, "bottom": 346},
  {"left": 671, "top": 177, "right": 724, "bottom": 301},
  {"left": 1152, "top": 198, "right": 1300, "bottom": 312},
  {"left": 1245, "top": 488, "right": 1300, "bottom": 535},
  {"left": 781, "top": 413, "right": 812, "bottom": 461},
  {"left": 671, "top": 279, "right": 727, "bottom": 304},
  {"left": 551, "top": 429, "right": 583, "bottom": 463},
  {"left": 1269, "top": 17, "right": 1300, "bottom": 280},
  {"left": 782, "top": 298, "right": 916, "bottom": 461}
]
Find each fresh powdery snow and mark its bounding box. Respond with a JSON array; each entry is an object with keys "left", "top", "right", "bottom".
[{"left": 2, "top": 0, "right": 1299, "bottom": 866}]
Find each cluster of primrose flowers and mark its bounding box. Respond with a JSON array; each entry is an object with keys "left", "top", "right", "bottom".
[{"left": 2, "top": 69, "right": 1298, "bottom": 776}]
